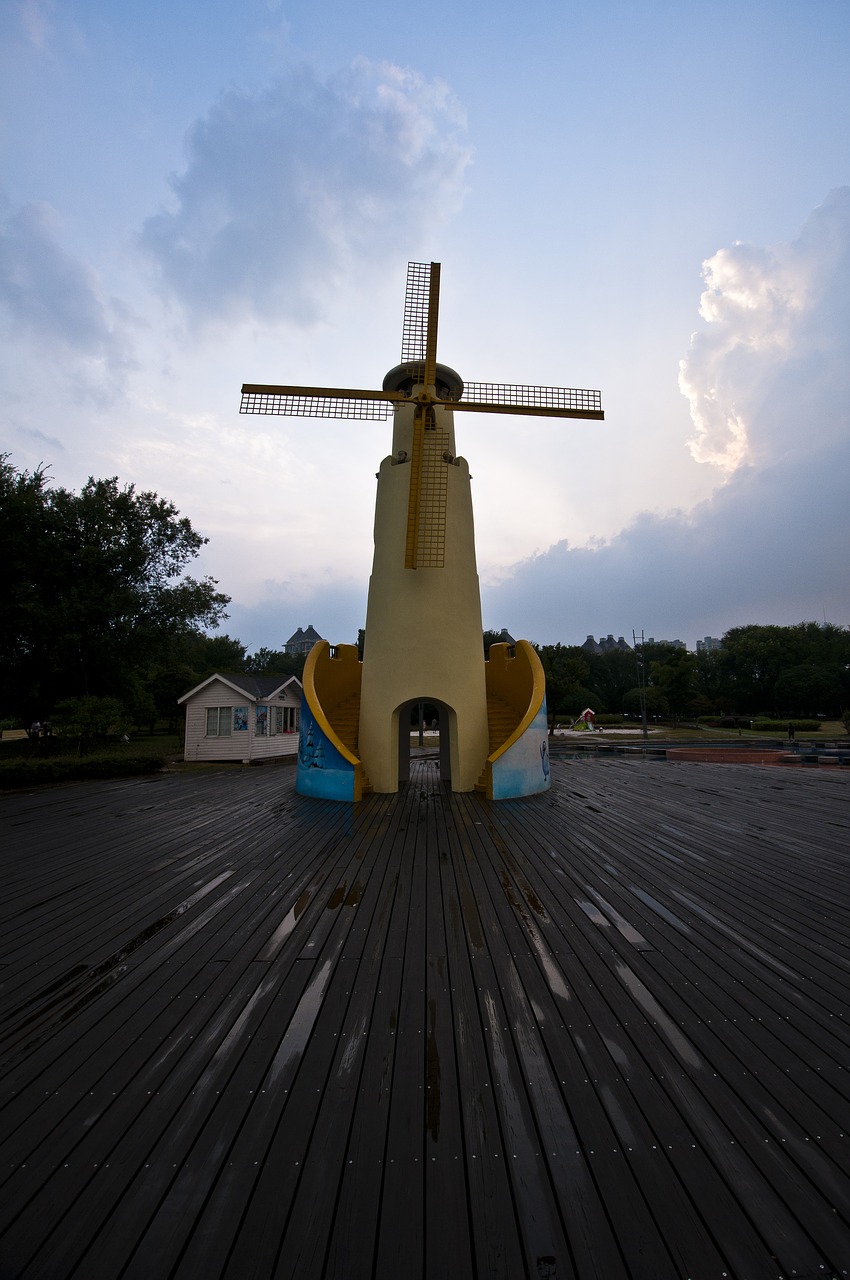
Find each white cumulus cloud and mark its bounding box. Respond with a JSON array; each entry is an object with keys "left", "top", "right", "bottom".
[
  {"left": 680, "top": 187, "right": 850, "bottom": 471},
  {"left": 485, "top": 190, "right": 850, "bottom": 645},
  {"left": 139, "top": 59, "right": 471, "bottom": 326}
]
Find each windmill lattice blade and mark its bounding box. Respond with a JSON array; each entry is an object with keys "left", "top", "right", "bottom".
[
  {"left": 400, "top": 261, "right": 433, "bottom": 370},
  {"left": 459, "top": 382, "right": 603, "bottom": 415},
  {"left": 241, "top": 385, "right": 396, "bottom": 420},
  {"left": 423, "top": 262, "right": 440, "bottom": 393}
]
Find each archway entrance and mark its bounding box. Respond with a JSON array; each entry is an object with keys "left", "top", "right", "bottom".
[{"left": 397, "top": 698, "right": 452, "bottom": 785}]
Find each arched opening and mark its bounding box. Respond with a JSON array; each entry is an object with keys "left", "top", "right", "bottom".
[{"left": 396, "top": 697, "right": 453, "bottom": 785}]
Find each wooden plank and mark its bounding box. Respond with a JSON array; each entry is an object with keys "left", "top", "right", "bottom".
[{"left": 2, "top": 758, "right": 850, "bottom": 1278}]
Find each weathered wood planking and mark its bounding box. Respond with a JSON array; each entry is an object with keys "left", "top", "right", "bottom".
[{"left": 1, "top": 758, "right": 849, "bottom": 1278}]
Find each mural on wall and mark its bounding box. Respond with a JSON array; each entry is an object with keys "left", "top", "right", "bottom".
[
  {"left": 256, "top": 705, "right": 268, "bottom": 736},
  {"left": 296, "top": 707, "right": 357, "bottom": 801},
  {"left": 234, "top": 707, "right": 248, "bottom": 732},
  {"left": 490, "top": 698, "right": 551, "bottom": 800}
]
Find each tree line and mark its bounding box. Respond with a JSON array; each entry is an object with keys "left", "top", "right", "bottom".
[
  {"left": 531, "top": 626, "right": 850, "bottom": 723},
  {"left": 3, "top": 459, "right": 848, "bottom": 735},
  {"left": 0, "top": 457, "right": 265, "bottom": 734}
]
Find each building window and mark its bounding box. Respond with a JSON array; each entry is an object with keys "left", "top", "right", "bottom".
[
  {"left": 206, "top": 707, "right": 232, "bottom": 736},
  {"left": 256, "top": 705, "right": 268, "bottom": 736},
  {"left": 233, "top": 707, "right": 248, "bottom": 732},
  {"left": 271, "top": 705, "right": 299, "bottom": 734}
]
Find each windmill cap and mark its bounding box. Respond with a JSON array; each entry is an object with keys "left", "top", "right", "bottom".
[{"left": 382, "top": 362, "right": 464, "bottom": 401}]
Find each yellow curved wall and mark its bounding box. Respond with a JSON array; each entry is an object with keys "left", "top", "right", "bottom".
[
  {"left": 302, "top": 640, "right": 362, "bottom": 766},
  {"left": 485, "top": 639, "right": 547, "bottom": 762}
]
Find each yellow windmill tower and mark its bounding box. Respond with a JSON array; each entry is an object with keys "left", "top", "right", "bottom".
[{"left": 241, "top": 263, "right": 603, "bottom": 800}]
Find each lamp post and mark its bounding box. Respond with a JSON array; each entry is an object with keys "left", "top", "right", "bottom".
[{"left": 633, "top": 630, "right": 649, "bottom": 740}]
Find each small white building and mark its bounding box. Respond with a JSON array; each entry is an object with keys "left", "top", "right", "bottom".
[{"left": 179, "top": 673, "right": 302, "bottom": 763}]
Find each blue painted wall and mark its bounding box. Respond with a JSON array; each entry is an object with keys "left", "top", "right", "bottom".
[
  {"left": 491, "top": 698, "right": 551, "bottom": 799},
  {"left": 296, "top": 703, "right": 357, "bottom": 801}
]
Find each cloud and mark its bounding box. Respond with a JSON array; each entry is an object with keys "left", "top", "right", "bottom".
[
  {"left": 0, "top": 201, "right": 133, "bottom": 399},
  {"left": 139, "top": 59, "right": 471, "bottom": 326},
  {"left": 484, "top": 190, "right": 850, "bottom": 645},
  {"left": 0, "top": 202, "right": 109, "bottom": 350},
  {"left": 18, "top": 0, "right": 55, "bottom": 48},
  {"left": 680, "top": 187, "right": 850, "bottom": 470}
]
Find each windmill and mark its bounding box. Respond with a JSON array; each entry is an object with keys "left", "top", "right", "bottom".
[
  {"left": 241, "top": 263, "right": 603, "bottom": 799},
  {"left": 241, "top": 262, "right": 603, "bottom": 569}
]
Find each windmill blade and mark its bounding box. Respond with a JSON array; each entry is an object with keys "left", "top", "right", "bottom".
[
  {"left": 400, "top": 261, "right": 441, "bottom": 389},
  {"left": 404, "top": 406, "right": 449, "bottom": 570},
  {"left": 455, "top": 381, "right": 604, "bottom": 420},
  {"left": 240, "top": 383, "right": 405, "bottom": 420}
]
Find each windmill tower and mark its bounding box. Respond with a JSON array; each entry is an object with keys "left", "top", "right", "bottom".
[{"left": 241, "top": 262, "right": 603, "bottom": 800}]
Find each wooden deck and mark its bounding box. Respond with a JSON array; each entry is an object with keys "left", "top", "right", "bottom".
[{"left": 1, "top": 757, "right": 850, "bottom": 1279}]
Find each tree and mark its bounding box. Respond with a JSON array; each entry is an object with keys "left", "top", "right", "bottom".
[
  {"left": 623, "top": 685, "right": 669, "bottom": 719},
  {"left": 650, "top": 649, "right": 699, "bottom": 721},
  {"left": 583, "top": 648, "right": 637, "bottom": 714},
  {"left": 535, "top": 645, "right": 593, "bottom": 716},
  {"left": 178, "top": 631, "right": 247, "bottom": 675},
  {"left": 715, "top": 623, "right": 850, "bottom": 715},
  {"left": 243, "top": 647, "right": 305, "bottom": 678},
  {"left": 774, "top": 664, "right": 842, "bottom": 717},
  {"left": 52, "top": 695, "right": 130, "bottom": 755},
  {"left": 0, "top": 457, "right": 230, "bottom": 719}
]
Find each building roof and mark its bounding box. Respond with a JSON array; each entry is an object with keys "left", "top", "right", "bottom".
[
  {"left": 284, "top": 624, "right": 324, "bottom": 647},
  {"left": 178, "top": 673, "right": 302, "bottom": 705},
  {"left": 581, "top": 634, "right": 633, "bottom": 653}
]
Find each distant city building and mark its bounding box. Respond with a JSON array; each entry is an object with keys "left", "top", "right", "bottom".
[
  {"left": 581, "top": 634, "right": 632, "bottom": 654},
  {"left": 492, "top": 628, "right": 517, "bottom": 645},
  {"left": 284, "top": 624, "right": 324, "bottom": 656},
  {"left": 696, "top": 636, "right": 723, "bottom": 654},
  {"left": 644, "top": 637, "right": 687, "bottom": 651}
]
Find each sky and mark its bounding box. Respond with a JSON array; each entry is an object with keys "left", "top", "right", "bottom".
[{"left": 2, "top": 0, "right": 849, "bottom": 653}]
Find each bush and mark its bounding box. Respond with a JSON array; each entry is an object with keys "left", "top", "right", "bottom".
[
  {"left": 697, "top": 716, "right": 752, "bottom": 728},
  {"left": 52, "top": 695, "right": 131, "bottom": 754},
  {"left": 0, "top": 752, "right": 167, "bottom": 790},
  {"left": 750, "top": 719, "right": 820, "bottom": 733}
]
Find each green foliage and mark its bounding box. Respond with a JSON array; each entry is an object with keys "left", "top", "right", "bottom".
[
  {"left": 623, "top": 685, "right": 669, "bottom": 719},
  {"left": 535, "top": 644, "right": 595, "bottom": 714},
  {"left": 0, "top": 751, "right": 166, "bottom": 790},
  {"left": 715, "top": 624, "right": 850, "bottom": 716},
  {"left": 243, "top": 646, "right": 305, "bottom": 678},
  {"left": 0, "top": 457, "right": 230, "bottom": 720},
  {"left": 52, "top": 695, "right": 130, "bottom": 754},
  {"left": 751, "top": 719, "right": 821, "bottom": 732},
  {"left": 649, "top": 649, "right": 699, "bottom": 720},
  {"left": 179, "top": 631, "right": 247, "bottom": 674}
]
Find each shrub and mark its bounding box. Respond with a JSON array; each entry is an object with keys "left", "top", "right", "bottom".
[
  {"left": 750, "top": 719, "right": 820, "bottom": 733},
  {"left": 0, "top": 752, "right": 167, "bottom": 790}
]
